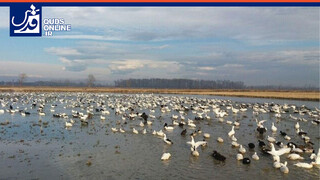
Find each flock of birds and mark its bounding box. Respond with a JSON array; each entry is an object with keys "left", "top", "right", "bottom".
[{"left": 0, "top": 92, "right": 319, "bottom": 176}]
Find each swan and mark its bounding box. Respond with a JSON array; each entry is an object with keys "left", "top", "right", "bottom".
[
  {"left": 268, "top": 143, "right": 291, "bottom": 156},
  {"left": 239, "top": 145, "right": 246, "bottom": 154},
  {"left": 280, "top": 161, "right": 289, "bottom": 173},
  {"left": 163, "top": 134, "right": 173, "bottom": 145},
  {"left": 161, "top": 153, "right": 171, "bottom": 160},
  {"left": 133, "top": 128, "right": 139, "bottom": 134},
  {"left": 237, "top": 153, "right": 243, "bottom": 160},
  {"left": 271, "top": 123, "right": 277, "bottom": 132},
  {"left": 287, "top": 153, "right": 304, "bottom": 160},
  {"left": 294, "top": 162, "right": 313, "bottom": 169},
  {"left": 228, "top": 126, "right": 235, "bottom": 137},
  {"left": 252, "top": 152, "right": 259, "bottom": 160}
]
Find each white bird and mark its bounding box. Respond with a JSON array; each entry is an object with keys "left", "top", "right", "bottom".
[
  {"left": 268, "top": 143, "right": 291, "bottom": 156},
  {"left": 142, "top": 129, "right": 147, "bottom": 134},
  {"left": 203, "top": 133, "right": 210, "bottom": 138},
  {"left": 111, "top": 127, "right": 118, "bottom": 132},
  {"left": 163, "top": 134, "right": 173, "bottom": 145},
  {"left": 252, "top": 152, "right": 259, "bottom": 160},
  {"left": 228, "top": 126, "right": 235, "bottom": 137},
  {"left": 310, "top": 148, "right": 320, "bottom": 165},
  {"left": 284, "top": 135, "right": 291, "bottom": 141},
  {"left": 237, "top": 153, "right": 243, "bottom": 160},
  {"left": 139, "top": 121, "right": 144, "bottom": 127},
  {"left": 231, "top": 135, "right": 237, "bottom": 142},
  {"left": 187, "top": 136, "right": 207, "bottom": 156},
  {"left": 231, "top": 141, "right": 240, "bottom": 147},
  {"left": 65, "top": 122, "right": 72, "bottom": 127},
  {"left": 100, "top": 115, "right": 106, "bottom": 120},
  {"left": 119, "top": 128, "right": 125, "bottom": 133},
  {"left": 295, "top": 122, "right": 300, "bottom": 129},
  {"left": 164, "top": 123, "right": 174, "bottom": 130},
  {"left": 280, "top": 161, "right": 289, "bottom": 173},
  {"left": 133, "top": 128, "right": 139, "bottom": 134},
  {"left": 287, "top": 153, "right": 304, "bottom": 160},
  {"left": 239, "top": 145, "right": 246, "bottom": 154},
  {"left": 267, "top": 136, "right": 276, "bottom": 143},
  {"left": 271, "top": 123, "right": 277, "bottom": 132},
  {"left": 157, "top": 130, "right": 164, "bottom": 137},
  {"left": 161, "top": 153, "right": 171, "bottom": 160},
  {"left": 152, "top": 130, "right": 157, "bottom": 135},
  {"left": 217, "top": 137, "right": 224, "bottom": 143},
  {"left": 294, "top": 162, "right": 313, "bottom": 169}
]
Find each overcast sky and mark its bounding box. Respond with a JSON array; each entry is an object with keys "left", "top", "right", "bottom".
[{"left": 0, "top": 7, "right": 319, "bottom": 87}]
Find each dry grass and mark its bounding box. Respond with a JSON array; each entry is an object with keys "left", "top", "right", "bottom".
[{"left": 0, "top": 86, "right": 318, "bottom": 101}]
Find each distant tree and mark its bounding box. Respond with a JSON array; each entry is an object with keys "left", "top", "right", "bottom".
[
  {"left": 18, "top": 73, "right": 27, "bottom": 86},
  {"left": 87, "top": 74, "right": 96, "bottom": 87}
]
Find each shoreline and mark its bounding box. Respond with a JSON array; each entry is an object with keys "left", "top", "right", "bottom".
[{"left": 0, "top": 86, "right": 319, "bottom": 101}]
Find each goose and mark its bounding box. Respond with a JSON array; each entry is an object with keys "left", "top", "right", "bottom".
[
  {"left": 65, "top": 122, "right": 72, "bottom": 127},
  {"left": 163, "top": 134, "right": 173, "bottom": 145},
  {"left": 291, "top": 145, "right": 303, "bottom": 153},
  {"left": 226, "top": 120, "right": 233, "bottom": 125},
  {"left": 239, "top": 145, "right": 246, "bottom": 154},
  {"left": 172, "top": 120, "right": 179, "bottom": 126},
  {"left": 157, "top": 130, "right": 164, "bottom": 137},
  {"left": 280, "top": 161, "right": 289, "bottom": 173},
  {"left": 139, "top": 121, "right": 144, "bottom": 127},
  {"left": 147, "top": 120, "right": 153, "bottom": 125},
  {"left": 268, "top": 143, "right": 291, "bottom": 156},
  {"left": 161, "top": 153, "right": 171, "bottom": 161},
  {"left": 133, "top": 128, "right": 139, "bottom": 134},
  {"left": 119, "top": 128, "right": 125, "bottom": 133},
  {"left": 287, "top": 153, "right": 304, "bottom": 160},
  {"left": 295, "top": 122, "right": 300, "bottom": 129},
  {"left": 142, "top": 129, "right": 147, "bottom": 134},
  {"left": 164, "top": 123, "right": 174, "bottom": 130},
  {"left": 212, "top": 150, "right": 226, "bottom": 161},
  {"left": 203, "top": 133, "right": 210, "bottom": 138},
  {"left": 267, "top": 136, "right": 276, "bottom": 143},
  {"left": 228, "top": 126, "right": 235, "bottom": 137},
  {"left": 187, "top": 136, "right": 206, "bottom": 150},
  {"left": 217, "top": 137, "right": 224, "bottom": 143},
  {"left": 310, "top": 148, "right": 320, "bottom": 165},
  {"left": 231, "top": 135, "right": 237, "bottom": 142},
  {"left": 111, "top": 127, "right": 118, "bottom": 132},
  {"left": 252, "top": 152, "right": 259, "bottom": 160},
  {"left": 273, "top": 157, "right": 281, "bottom": 169},
  {"left": 271, "top": 123, "right": 277, "bottom": 132},
  {"left": 152, "top": 130, "right": 157, "bottom": 135},
  {"left": 294, "top": 162, "right": 314, "bottom": 169},
  {"left": 284, "top": 135, "right": 291, "bottom": 141},
  {"left": 188, "top": 121, "right": 196, "bottom": 128},
  {"left": 100, "top": 115, "right": 106, "bottom": 120},
  {"left": 232, "top": 141, "right": 240, "bottom": 147},
  {"left": 237, "top": 153, "right": 243, "bottom": 161}
]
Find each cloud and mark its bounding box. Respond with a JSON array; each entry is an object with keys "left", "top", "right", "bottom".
[
  {"left": 0, "top": 7, "right": 8, "bottom": 28},
  {"left": 198, "top": 66, "right": 215, "bottom": 71},
  {"left": 46, "top": 47, "right": 82, "bottom": 56}
]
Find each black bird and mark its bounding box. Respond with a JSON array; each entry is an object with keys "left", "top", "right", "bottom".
[
  {"left": 178, "top": 122, "right": 184, "bottom": 127},
  {"left": 287, "top": 142, "right": 298, "bottom": 148},
  {"left": 248, "top": 143, "right": 255, "bottom": 149},
  {"left": 257, "top": 127, "right": 267, "bottom": 134},
  {"left": 141, "top": 112, "right": 148, "bottom": 121},
  {"left": 258, "top": 140, "right": 266, "bottom": 147},
  {"left": 280, "top": 131, "right": 287, "bottom": 136},
  {"left": 275, "top": 141, "right": 283, "bottom": 147},
  {"left": 181, "top": 129, "right": 187, "bottom": 136},
  {"left": 242, "top": 158, "right": 251, "bottom": 164},
  {"left": 212, "top": 151, "right": 226, "bottom": 161},
  {"left": 10, "top": 105, "right": 13, "bottom": 110}
]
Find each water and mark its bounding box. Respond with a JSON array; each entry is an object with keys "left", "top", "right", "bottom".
[{"left": 0, "top": 92, "right": 319, "bottom": 179}]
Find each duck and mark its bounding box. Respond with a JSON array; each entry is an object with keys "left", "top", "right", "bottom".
[
  {"left": 258, "top": 140, "right": 266, "bottom": 147},
  {"left": 242, "top": 158, "right": 251, "bottom": 164},
  {"left": 237, "top": 153, "right": 243, "bottom": 161},
  {"left": 310, "top": 148, "right": 320, "bottom": 165},
  {"left": 181, "top": 129, "right": 187, "bottom": 136},
  {"left": 239, "top": 145, "right": 246, "bottom": 154},
  {"left": 284, "top": 135, "right": 291, "bottom": 141},
  {"left": 152, "top": 130, "right": 157, "bottom": 135},
  {"left": 157, "top": 130, "right": 164, "bottom": 137},
  {"left": 232, "top": 141, "right": 240, "bottom": 147},
  {"left": 133, "top": 128, "right": 139, "bottom": 134},
  {"left": 273, "top": 157, "right": 281, "bottom": 169},
  {"left": 248, "top": 143, "right": 255, "bottom": 149},
  {"left": 252, "top": 152, "right": 259, "bottom": 160},
  {"left": 287, "top": 153, "right": 304, "bottom": 160},
  {"left": 267, "top": 136, "right": 276, "bottom": 143},
  {"left": 187, "top": 136, "right": 206, "bottom": 151},
  {"left": 231, "top": 135, "right": 237, "bottom": 142},
  {"left": 228, "top": 126, "right": 235, "bottom": 137},
  {"left": 271, "top": 123, "right": 277, "bottom": 132},
  {"left": 163, "top": 134, "right": 173, "bottom": 145},
  {"left": 280, "top": 161, "right": 289, "bottom": 173},
  {"left": 139, "top": 121, "right": 144, "bottom": 127},
  {"left": 161, "top": 153, "right": 171, "bottom": 161},
  {"left": 212, "top": 150, "right": 226, "bottom": 161},
  {"left": 100, "top": 115, "right": 106, "bottom": 120}
]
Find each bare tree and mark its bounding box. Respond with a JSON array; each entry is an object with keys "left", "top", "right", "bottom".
[
  {"left": 87, "top": 74, "right": 96, "bottom": 87},
  {"left": 18, "top": 73, "right": 27, "bottom": 86}
]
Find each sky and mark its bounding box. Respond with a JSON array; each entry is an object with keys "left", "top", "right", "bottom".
[{"left": 0, "top": 7, "right": 319, "bottom": 87}]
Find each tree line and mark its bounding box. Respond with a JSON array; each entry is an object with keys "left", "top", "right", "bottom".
[{"left": 114, "top": 79, "right": 246, "bottom": 89}]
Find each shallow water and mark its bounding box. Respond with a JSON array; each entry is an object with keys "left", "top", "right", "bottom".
[{"left": 0, "top": 92, "right": 319, "bottom": 179}]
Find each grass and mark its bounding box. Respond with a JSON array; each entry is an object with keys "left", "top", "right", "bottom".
[{"left": 0, "top": 86, "right": 318, "bottom": 101}]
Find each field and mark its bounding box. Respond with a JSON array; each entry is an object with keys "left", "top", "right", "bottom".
[{"left": 0, "top": 86, "right": 318, "bottom": 101}]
